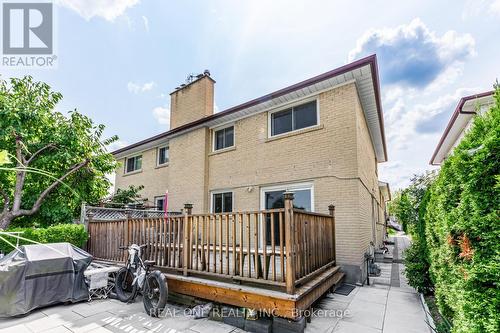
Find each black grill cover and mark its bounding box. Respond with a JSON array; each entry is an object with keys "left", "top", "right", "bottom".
[{"left": 0, "top": 242, "right": 93, "bottom": 317}]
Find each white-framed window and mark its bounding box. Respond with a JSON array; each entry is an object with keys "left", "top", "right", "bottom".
[
  {"left": 154, "top": 196, "right": 166, "bottom": 211},
  {"left": 157, "top": 146, "right": 169, "bottom": 166},
  {"left": 211, "top": 191, "right": 233, "bottom": 213},
  {"left": 213, "top": 125, "right": 234, "bottom": 151},
  {"left": 269, "top": 99, "right": 319, "bottom": 137},
  {"left": 124, "top": 155, "right": 142, "bottom": 173}
]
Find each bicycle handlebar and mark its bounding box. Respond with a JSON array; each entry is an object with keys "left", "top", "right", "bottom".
[{"left": 119, "top": 244, "right": 148, "bottom": 250}]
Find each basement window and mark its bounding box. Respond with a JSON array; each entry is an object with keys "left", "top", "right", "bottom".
[
  {"left": 214, "top": 126, "right": 234, "bottom": 151},
  {"left": 270, "top": 100, "right": 318, "bottom": 136},
  {"left": 125, "top": 155, "right": 142, "bottom": 173}
]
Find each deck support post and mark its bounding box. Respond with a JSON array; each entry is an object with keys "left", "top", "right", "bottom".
[
  {"left": 328, "top": 204, "right": 336, "bottom": 264},
  {"left": 183, "top": 203, "right": 193, "bottom": 276},
  {"left": 284, "top": 192, "right": 296, "bottom": 294}
]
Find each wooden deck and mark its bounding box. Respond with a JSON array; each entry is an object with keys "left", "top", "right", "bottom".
[
  {"left": 87, "top": 195, "right": 343, "bottom": 319},
  {"left": 97, "top": 259, "right": 344, "bottom": 319}
]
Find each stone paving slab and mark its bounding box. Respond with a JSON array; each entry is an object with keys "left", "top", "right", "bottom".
[
  {"left": 332, "top": 320, "right": 381, "bottom": 333},
  {"left": 1, "top": 323, "right": 34, "bottom": 333},
  {"left": 0, "top": 310, "right": 47, "bottom": 329},
  {"left": 25, "top": 311, "right": 84, "bottom": 332},
  {"left": 189, "top": 318, "right": 236, "bottom": 333}
]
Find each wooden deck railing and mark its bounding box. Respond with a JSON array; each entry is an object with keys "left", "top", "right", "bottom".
[{"left": 87, "top": 193, "right": 336, "bottom": 294}]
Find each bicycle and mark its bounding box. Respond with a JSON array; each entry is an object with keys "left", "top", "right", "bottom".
[{"left": 115, "top": 244, "right": 168, "bottom": 317}]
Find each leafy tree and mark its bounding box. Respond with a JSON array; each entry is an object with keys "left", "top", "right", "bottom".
[
  {"left": 0, "top": 76, "right": 117, "bottom": 229},
  {"left": 389, "top": 171, "right": 436, "bottom": 233},
  {"left": 390, "top": 172, "right": 436, "bottom": 294},
  {"left": 108, "top": 184, "right": 145, "bottom": 205},
  {"left": 425, "top": 88, "right": 500, "bottom": 333}
]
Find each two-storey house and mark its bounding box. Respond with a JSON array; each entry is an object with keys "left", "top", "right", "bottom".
[{"left": 112, "top": 54, "right": 389, "bottom": 283}]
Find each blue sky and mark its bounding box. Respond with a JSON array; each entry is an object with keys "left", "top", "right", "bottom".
[{"left": 3, "top": 0, "right": 500, "bottom": 190}]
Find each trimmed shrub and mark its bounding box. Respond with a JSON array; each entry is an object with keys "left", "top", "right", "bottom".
[
  {"left": 404, "top": 236, "right": 433, "bottom": 294},
  {"left": 425, "top": 89, "right": 500, "bottom": 333},
  {"left": 404, "top": 188, "right": 434, "bottom": 294},
  {"left": 0, "top": 224, "right": 88, "bottom": 254}
]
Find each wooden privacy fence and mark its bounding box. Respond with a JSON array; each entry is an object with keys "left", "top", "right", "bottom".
[{"left": 87, "top": 193, "right": 336, "bottom": 294}]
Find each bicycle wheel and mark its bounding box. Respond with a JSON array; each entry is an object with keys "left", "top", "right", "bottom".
[
  {"left": 143, "top": 270, "right": 168, "bottom": 317},
  {"left": 115, "top": 267, "right": 138, "bottom": 302}
]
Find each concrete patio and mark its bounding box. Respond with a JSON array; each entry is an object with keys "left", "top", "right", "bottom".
[{"left": 0, "top": 236, "right": 430, "bottom": 333}]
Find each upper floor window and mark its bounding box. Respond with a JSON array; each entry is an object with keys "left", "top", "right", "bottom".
[
  {"left": 212, "top": 191, "right": 233, "bottom": 213},
  {"left": 214, "top": 126, "right": 234, "bottom": 151},
  {"left": 270, "top": 100, "right": 318, "bottom": 136},
  {"left": 125, "top": 155, "right": 142, "bottom": 173},
  {"left": 157, "top": 146, "right": 169, "bottom": 166}
]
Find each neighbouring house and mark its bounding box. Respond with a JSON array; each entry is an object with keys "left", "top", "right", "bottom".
[
  {"left": 112, "top": 54, "right": 389, "bottom": 284},
  {"left": 430, "top": 91, "right": 494, "bottom": 166}
]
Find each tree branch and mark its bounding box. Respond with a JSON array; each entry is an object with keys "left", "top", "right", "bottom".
[
  {"left": 26, "top": 143, "right": 57, "bottom": 165},
  {"left": 14, "top": 159, "right": 90, "bottom": 217},
  {"left": 12, "top": 135, "right": 26, "bottom": 211}
]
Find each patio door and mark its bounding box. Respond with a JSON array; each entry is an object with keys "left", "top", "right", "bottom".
[{"left": 261, "top": 183, "right": 314, "bottom": 246}]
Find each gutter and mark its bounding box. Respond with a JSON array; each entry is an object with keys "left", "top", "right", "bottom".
[{"left": 429, "top": 91, "right": 494, "bottom": 165}]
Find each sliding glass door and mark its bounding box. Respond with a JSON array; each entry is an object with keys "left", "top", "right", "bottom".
[{"left": 262, "top": 183, "right": 313, "bottom": 246}]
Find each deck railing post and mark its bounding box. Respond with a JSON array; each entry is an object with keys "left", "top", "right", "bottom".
[
  {"left": 284, "top": 192, "right": 296, "bottom": 294},
  {"left": 183, "top": 203, "right": 193, "bottom": 276},
  {"left": 328, "top": 204, "right": 336, "bottom": 264}
]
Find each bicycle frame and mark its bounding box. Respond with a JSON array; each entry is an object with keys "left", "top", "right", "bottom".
[{"left": 122, "top": 244, "right": 153, "bottom": 293}]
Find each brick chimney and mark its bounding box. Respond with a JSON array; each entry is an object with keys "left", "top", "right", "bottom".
[{"left": 169, "top": 70, "right": 215, "bottom": 129}]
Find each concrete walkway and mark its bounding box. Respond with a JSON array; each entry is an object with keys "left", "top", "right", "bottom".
[
  {"left": 304, "top": 234, "right": 430, "bottom": 333},
  {"left": 0, "top": 236, "right": 429, "bottom": 333}
]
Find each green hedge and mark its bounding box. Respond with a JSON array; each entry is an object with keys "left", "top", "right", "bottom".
[
  {"left": 425, "top": 89, "right": 500, "bottom": 333},
  {"left": 0, "top": 224, "right": 88, "bottom": 254}
]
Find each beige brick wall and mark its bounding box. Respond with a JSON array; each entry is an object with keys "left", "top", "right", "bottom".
[
  {"left": 207, "top": 83, "right": 359, "bottom": 202},
  {"left": 170, "top": 76, "right": 214, "bottom": 129},
  {"left": 168, "top": 127, "right": 210, "bottom": 213},
  {"left": 115, "top": 148, "right": 169, "bottom": 205}
]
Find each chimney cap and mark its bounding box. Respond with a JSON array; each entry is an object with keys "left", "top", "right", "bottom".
[{"left": 171, "top": 70, "right": 215, "bottom": 94}]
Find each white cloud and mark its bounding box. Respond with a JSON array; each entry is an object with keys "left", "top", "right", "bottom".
[
  {"left": 142, "top": 15, "right": 150, "bottom": 32},
  {"left": 56, "top": 0, "right": 140, "bottom": 21},
  {"left": 127, "top": 81, "right": 155, "bottom": 94},
  {"left": 107, "top": 139, "right": 128, "bottom": 152},
  {"left": 463, "top": 0, "right": 500, "bottom": 18},
  {"left": 378, "top": 85, "right": 485, "bottom": 190},
  {"left": 152, "top": 106, "right": 170, "bottom": 127},
  {"left": 349, "top": 18, "right": 475, "bottom": 88},
  {"left": 384, "top": 87, "right": 478, "bottom": 150},
  {"left": 491, "top": 0, "right": 500, "bottom": 15}
]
